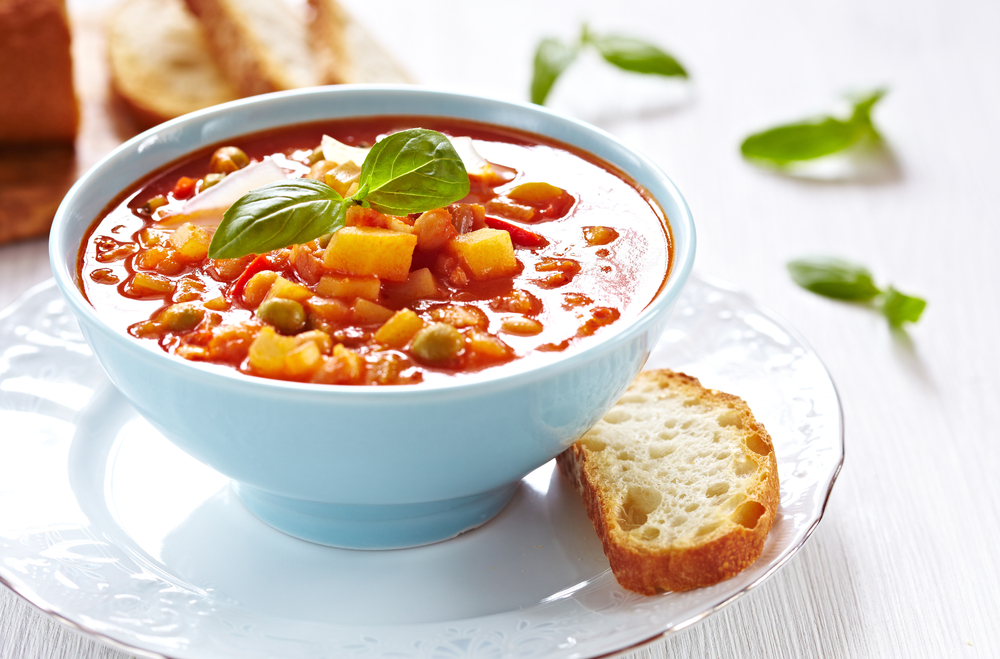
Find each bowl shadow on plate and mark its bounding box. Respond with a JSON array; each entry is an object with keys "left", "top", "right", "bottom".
[{"left": 150, "top": 455, "right": 611, "bottom": 626}]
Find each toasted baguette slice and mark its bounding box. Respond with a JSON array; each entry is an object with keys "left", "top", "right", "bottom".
[
  {"left": 108, "top": 0, "right": 239, "bottom": 129},
  {"left": 0, "top": 0, "right": 78, "bottom": 143},
  {"left": 183, "top": 0, "right": 322, "bottom": 95},
  {"left": 557, "top": 370, "right": 779, "bottom": 594}
]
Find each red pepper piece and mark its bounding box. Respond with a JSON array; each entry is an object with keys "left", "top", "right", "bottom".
[
  {"left": 172, "top": 176, "right": 197, "bottom": 200},
  {"left": 230, "top": 254, "right": 275, "bottom": 301},
  {"left": 536, "top": 191, "right": 574, "bottom": 220},
  {"left": 485, "top": 217, "right": 548, "bottom": 247}
]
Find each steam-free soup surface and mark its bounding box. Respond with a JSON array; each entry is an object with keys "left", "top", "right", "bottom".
[{"left": 79, "top": 117, "right": 671, "bottom": 385}]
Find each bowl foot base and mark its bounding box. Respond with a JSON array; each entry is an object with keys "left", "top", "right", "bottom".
[{"left": 234, "top": 482, "right": 520, "bottom": 549}]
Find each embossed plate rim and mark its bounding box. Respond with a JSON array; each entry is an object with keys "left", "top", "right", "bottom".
[{"left": 0, "top": 275, "right": 843, "bottom": 659}]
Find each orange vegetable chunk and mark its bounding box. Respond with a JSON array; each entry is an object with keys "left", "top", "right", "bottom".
[
  {"left": 374, "top": 309, "right": 425, "bottom": 348},
  {"left": 170, "top": 222, "right": 211, "bottom": 261},
  {"left": 266, "top": 275, "right": 312, "bottom": 303},
  {"left": 317, "top": 274, "right": 381, "bottom": 301},
  {"left": 446, "top": 228, "right": 519, "bottom": 281},
  {"left": 352, "top": 298, "right": 395, "bottom": 325},
  {"left": 323, "top": 226, "right": 417, "bottom": 282}
]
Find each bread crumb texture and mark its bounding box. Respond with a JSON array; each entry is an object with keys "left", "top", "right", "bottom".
[{"left": 557, "top": 370, "right": 779, "bottom": 594}]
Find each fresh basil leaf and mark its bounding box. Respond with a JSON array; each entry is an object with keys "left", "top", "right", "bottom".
[
  {"left": 356, "top": 129, "right": 470, "bottom": 216},
  {"left": 531, "top": 37, "right": 578, "bottom": 105},
  {"left": 881, "top": 286, "right": 926, "bottom": 326},
  {"left": 208, "top": 179, "right": 347, "bottom": 259},
  {"left": 787, "top": 257, "right": 882, "bottom": 301},
  {"left": 742, "top": 90, "right": 887, "bottom": 164},
  {"left": 849, "top": 89, "right": 887, "bottom": 140},
  {"left": 584, "top": 29, "right": 687, "bottom": 78}
]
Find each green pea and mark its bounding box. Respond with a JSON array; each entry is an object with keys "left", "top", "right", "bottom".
[
  {"left": 209, "top": 146, "right": 250, "bottom": 174},
  {"left": 256, "top": 298, "right": 306, "bottom": 335},
  {"left": 410, "top": 323, "right": 464, "bottom": 364},
  {"left": 201, "top": 173, "right": 225, "bottom": 190},
  {"left": 159, "top": 302, "right": 204, "bottom": 332}
]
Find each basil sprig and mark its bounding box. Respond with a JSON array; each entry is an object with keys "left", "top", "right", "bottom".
[
  {"left": 531, "top": 26, "right": 688, "bottom": 105},
  {"left": 742, "top": 90, "right": 886, "bottom": 165},
  {"left": 788, "top": 256, "right": 926, "bottom": 327},
  {"left": 208, "top": 129, "right": 469, "bottom": 260}
]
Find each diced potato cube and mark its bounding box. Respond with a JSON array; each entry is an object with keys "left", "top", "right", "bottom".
[
  {"left": 248, "top": 327, "right": 294, "bottom": 378},
  {"left": 352, "top": 298, "right": 395, "bottom": 325},
  {"left": 507, "top": 181, "right": 565, "bottom": 205},
  {"left": 129, "top": 272, "right": 175, "bottom": 297},
  {"left": 311, "top": 344, "right": 365, "bottom": 385},
  {"left": 243, "top": 271, "right": 278, "bottom": 308},
  {"left": 284, "top": 341, "right": 323, "bottom": 379},
  {"left": 374, "top": 309, "right": 425, "bottom": 348},
  {"left": 207, "top": 322, "right": 261, "bottom": 362},
  {"left": 381, "top": 268, "right": 438, "bottom": 303},
  {"left": 323, "top": 226, "right": 417, "bottom": 281},
  {"left": 305, "top": 296, "right": 352, "bottom": 324},
  {"left": 170, "top": 223, "right": 211, "bottom": 261},
  {"left": 266, "top": 275, "right": 313, "bottom": 303},
  {"left": 316, "top": 274, "right": 381, "bottom": 301},
  {"left": 137, "top": 246, "right": 169, "bottom": 270},
  {"left": 446, "top": 228, "right": 519, "bottom": 280},
  {"left": 323, "top": 162, "right": 361, "bottom": 197},
  {"left": 294, "top": 330, "right": 333, "bottom": 355}
]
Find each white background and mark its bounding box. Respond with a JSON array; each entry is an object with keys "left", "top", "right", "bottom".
[{"left": 2, "top": 0, "right": 998, "bottom": 657}]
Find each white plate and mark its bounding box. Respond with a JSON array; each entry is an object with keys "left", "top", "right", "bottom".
[{"left": 0, "top": 275, "right": 842, "bottom": 659}]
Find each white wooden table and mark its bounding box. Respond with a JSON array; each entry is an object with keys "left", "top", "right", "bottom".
[{"left": 2, "top": 0, "right": 998, "bottom": 657}]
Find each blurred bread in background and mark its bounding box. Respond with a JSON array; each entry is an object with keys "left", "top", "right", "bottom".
[
  {"left": 0, "top": 0, "right": 79, "bottom": 143},
  {"left": 108, "top": 0, "right": 240, "bottom": 128},
  {"left": 111, "top": 0, "right": 407, "bottom": 129}
]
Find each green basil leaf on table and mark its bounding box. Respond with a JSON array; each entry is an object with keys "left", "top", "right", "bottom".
[
  {"left": 788, "top": 256, "right": 926, "bottom": 327},
  {"left": 881, "top": 287, "right": 927, "bottom": 326},
  {"left": 356, "top": 128, "right": 470, "bottom": 216},
  {"left": 583, "top": 28, "right": 687, "bottom": 77},
  {"left": 530, "top": 37, "right": 579, "bottom": 106},
  {"left": 741, "top": 90, "right": 887, "bottom": 164},
  {"left": 208, "top": 179, "right": 348, "bottom": 259},
  {"left": 787, "top": 257, "right": 882, "bottom": 301},
  {"left": 530, "top": 27, "right": 687, "bottom": 106}
]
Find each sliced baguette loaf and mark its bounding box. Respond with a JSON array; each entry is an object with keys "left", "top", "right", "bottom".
[
  {"left": 108, "top": 0, "right": 239, "bottom": 129},
  {"left": 183, "top": 0, "right": 324, "bottom": 95},
  {"left": 557, "top": 369, "right": 779, "bottom": 594}
]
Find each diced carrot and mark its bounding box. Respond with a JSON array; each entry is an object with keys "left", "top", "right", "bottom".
[{"left": 171, "top": 176, "right": 197, "bottom": 200}]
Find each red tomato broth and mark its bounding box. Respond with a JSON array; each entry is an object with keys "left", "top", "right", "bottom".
[{"left": 78, "top": 117, "right": 673, "bottom": 386}]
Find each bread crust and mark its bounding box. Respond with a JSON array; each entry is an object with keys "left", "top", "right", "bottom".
[
  {"left": 0, "top": 0, "right": 78, "bottom": 143},
  {"left": 557, "top": 370, "right": 780, "bottom": 594}
]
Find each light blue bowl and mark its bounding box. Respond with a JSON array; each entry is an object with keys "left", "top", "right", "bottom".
[{"left": 49, "top": 86, "right": 696, "bottom": 549}]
